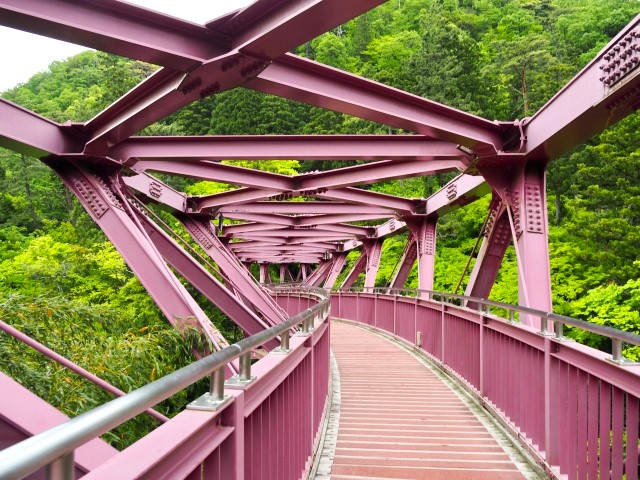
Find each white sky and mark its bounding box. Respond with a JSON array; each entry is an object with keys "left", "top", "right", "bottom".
[{"left": 0, "top": 0, "right": 254, "bottom": 92}]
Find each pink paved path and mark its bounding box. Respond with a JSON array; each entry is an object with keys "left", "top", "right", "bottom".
[{"left": 327, "top": 322, "right": 527, "bottom": 480}]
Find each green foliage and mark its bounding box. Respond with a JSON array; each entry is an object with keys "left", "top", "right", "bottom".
[{"left": 0, "top": 295, "right": 205, "bottom": 449}]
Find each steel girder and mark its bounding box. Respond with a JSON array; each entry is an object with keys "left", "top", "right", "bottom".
[
  {"left": 47, "top": 160, "right": 232, "bottom": 353},
  {"left": 389, "top": 238, "right": 417, "bottom": 289},
  {"left": 405, "top": 218, "right": 438, "bottom": 292},
  {"left": 0, "top": 2, "right": 638, "bottom": 344}
]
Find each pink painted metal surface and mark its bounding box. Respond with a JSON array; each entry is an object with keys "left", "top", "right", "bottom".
[
  {"left": 334, "top": 292, "right": 640, "bottom": 479},
  {"left": 329, "top": 322, "right": 527, "bottom": 479},
  {"left": 0, "top": 373, "right": 118, "bottom": 477},
  {"left": 1, "top": 3, "right": 640, "bottom": 479}
]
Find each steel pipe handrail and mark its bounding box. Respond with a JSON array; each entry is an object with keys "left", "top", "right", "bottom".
[
  {"left": 337, "top": 287, "right": 640, "bottom": 352},
  {"left": 0, "top": 288, "right": 330, "bottom": 480}
]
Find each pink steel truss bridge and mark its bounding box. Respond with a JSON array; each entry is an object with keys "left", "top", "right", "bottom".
[{"left": 0, "top": 1, "right": 639, "bottom": 479}]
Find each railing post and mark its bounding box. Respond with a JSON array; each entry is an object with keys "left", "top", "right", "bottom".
[
  {"left": 440, "top": 297, "right": 446, "bottom": 362},
  {"left": 479, "top": 316, "right": 485, "bottom": 397},
  {"left": 393, "top": 294, "right": 398, "bottom": 335},
  {"left": 273, "top": 330, "right": 291, "bottom": 355},
  {"left": 187, "top": 367, "right": 232, "bottom": 411},
  {"left": 211, "top": 368, "right": 225, "bottom": 402},
  {"left": 226, "top": 352, "right": 256, "bottom": 388},
  {"left": 46, "top": 452, "right": 74, "bottom": 480},
  {"left": 374, "top": 292, "right": 378, "bottom": 328}
]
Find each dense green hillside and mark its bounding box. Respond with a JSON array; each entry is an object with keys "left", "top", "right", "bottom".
[{"left": 1, "top": 0, "right": 639, "bottom": 446}]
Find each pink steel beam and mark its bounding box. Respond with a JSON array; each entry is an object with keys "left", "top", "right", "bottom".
[
  {"left": 303, "top": 259, "right": 333, "bottom": 287},
  {"left": 0, "top": 372, "right": 118, "bottom": 474},
  {"left": 133, "top": 209, "right": 278, "bottom": 345},
  {"left": 83, "top": 1, "right": 388, "bottom": 151},
  {"left": 296, "top": 213, "right": 391, "bottom": 225},
  {"left": 524, "top": 14, "right": 640, "bottom": 160},
  {"left": 192, "top": 188, "right": 284, "bottom": 211},
  {"left": 222, "top": 216, "right": 372, "bottom": 236},
  {"left": 223, "top": 223, "right": 290, "bottom": 235},
  {"left": 228, "top": 241, "right": 338, "bottom": 251},
  {"left": 340, "top": 252, "right": 367, "bottom": 289},
  {"left": 338, "top": 173, "right": 490, "bottom": 252},
  {"left": 0, "top": 0, "right": 224, "bottom": 71},
  {"left": 123, "top": 173, "right": 187, "bottom": 212},
  {"left": 296, "top": 159, "right": 466, "bottom": 190},
  {"left": 0, "top": 99, "right": 83, "bottom": 158},
  {"left": 2, "top": 0, "right": 391, "bottom": 152},
  {"left": 226, "top": 0, "right": 388, "bottom": 60},
  {"left": 406, "top": 217, "right": 437, "bottom": 291},
  {"left": 48, "top": 160, "right": 231, "bottom": 353},
  {"left": 316, "top": 188, "right": 419, "bottom": 214},
  {"left": 222, "top": 215, "right": 384, "bottom": 233},
  {"left": 465, "top": 198, "right": 510, "bottom": 301},
  {"left": 259, "top": 264, "right": 268, "bottom": 284},
  {"left": 235, "top": 234, "right": 353, "bottom": 244},
  {"left": 230, "top": 244, "right": 328, "bottom": 254},
  {"left": 113, "top": 135, "right": 463, "bottom": 162},
  {"left": 241, "top": 254, "right": 322, "bottom": 263},
  {"left": 389, "top": 237, "right": 417, "bottom": 289},
  {"left": 133, "top": 160, "right": 292, "bottom": 191},
  {"left": 323, "top": 253, "right": 348, "bottom": 290},
  {"left": 223, "top": 212, "right": 296, "bottom": 226},
  {"left": 218, "top": 202, "right": 394, "bottom": 215},
  {"left": 178, "top": 216, "right": 287, "bottom": 326},
  {"left": 132, "top": 157, "right": 465, "bottom": 196},
  {"left": 424, "top": 174, "right": 489, "bottom": 217},
  {"left": 250, "top": 53, "right": 509, "bottom": 155},
  {"left": 363, "top": 239, "right": 383, "bottom": 289}
]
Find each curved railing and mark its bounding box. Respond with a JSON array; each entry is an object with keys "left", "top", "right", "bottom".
[
  {"left": 333, "top": 288, "right": 640, "bottom": 480},
  {"left": 0, "top": 288, "right": 331, "bottom": 480}
]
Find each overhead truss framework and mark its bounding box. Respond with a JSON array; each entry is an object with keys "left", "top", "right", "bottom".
[{"left": 0, "top": 0, "right": 638, "bottom": 340}]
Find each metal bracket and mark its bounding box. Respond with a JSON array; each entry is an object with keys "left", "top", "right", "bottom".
[
  {"left": 225, "top": 375, "right": 257, "bottom": 389},
  {"left": 187, "top": 392, "right": 233, "bottom": 412},
  {"left": 271, "top": 346, "right": 292, "bottom": 355},
  {"left": 607, "top": 357, "right": 640, "bottom": 367}
]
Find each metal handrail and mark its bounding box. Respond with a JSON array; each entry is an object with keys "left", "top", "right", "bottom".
[
  {"left": 0, "top": 288, "right": 330, "bottom": 480},
  {"left": 337, "top": 287, "right": 640, "bottom": 360}
]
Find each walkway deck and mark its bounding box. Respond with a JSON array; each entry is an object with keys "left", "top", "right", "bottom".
[{"left": 315, "top": 321, "right": 538, "bottom": 480}]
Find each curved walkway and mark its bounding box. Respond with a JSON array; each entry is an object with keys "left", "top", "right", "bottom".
[{"left": 314, "top": 321, "right": 541, "bottom": 480}]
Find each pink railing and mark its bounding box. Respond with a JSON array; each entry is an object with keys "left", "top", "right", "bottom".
[
  {"left": 333, "top": 289, "right": 640, "bottom": 480},
  {"left": 0, "top": 288, "right": 330, "bottom": 480}
]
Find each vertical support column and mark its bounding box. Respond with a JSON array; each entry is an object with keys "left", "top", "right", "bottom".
[
  {"left": 512, "top": 162, "right": 552, "bottom": 326},
  {"left": 363, "top": 239, "right": 383, "bottom": 291},
  {"left": 323, "top": 253, "right": 347, "bottom": 290},
  {"left": 476, "top": 160, "right": 552, "bottom": 327},
  {"left": 279, "top": 264, "right": 287, "bottom": 283},
  {"left": 301, "top": 264, "right": 308, "bottom": 280},
  {"left": 406, "top": 218, "right": 437, "bottom": 292},
  {"left": 259, "top": 263, "right": 269, "bottom": 284}
]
